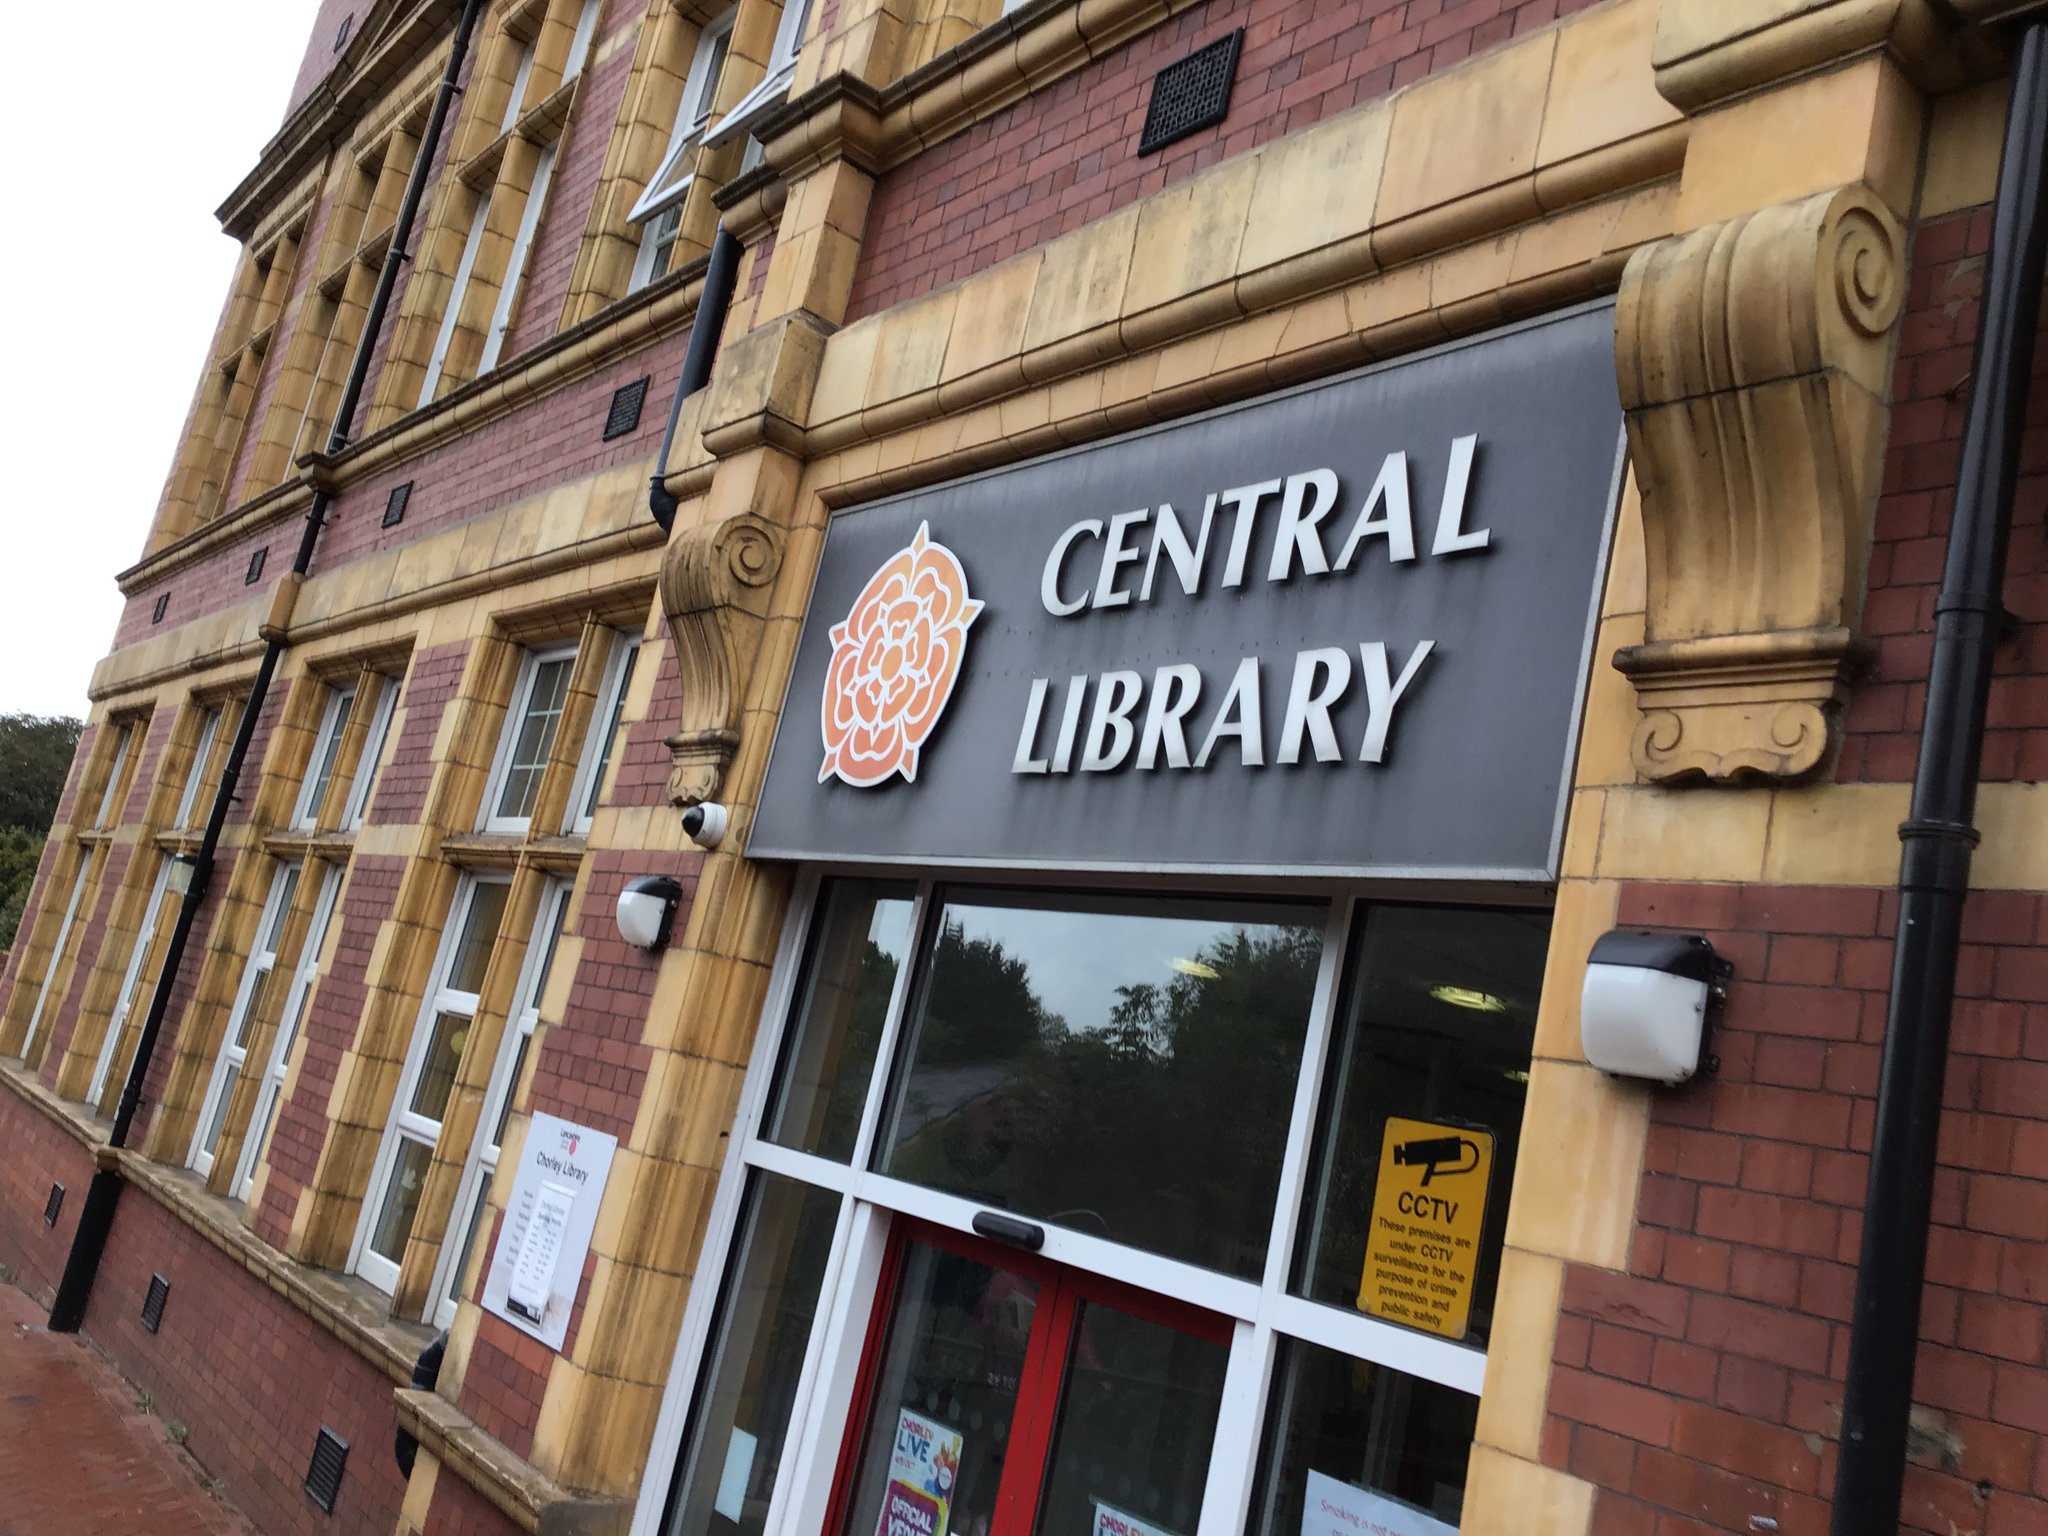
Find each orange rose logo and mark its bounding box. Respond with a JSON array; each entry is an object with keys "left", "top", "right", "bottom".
[{"left": 819, "top": 522, "right": 983, "bottom": 788}]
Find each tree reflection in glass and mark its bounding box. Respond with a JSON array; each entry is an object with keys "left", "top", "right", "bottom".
[{"left": 879, "top": 891, "right": 1325, "bottom": 1279}]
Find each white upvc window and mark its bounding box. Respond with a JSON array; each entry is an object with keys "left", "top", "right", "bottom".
[
  {"left": 94, "top": 723, "right": 134, "bottom": 828},
  {"left": 87, "top": 854, "right": 177, "bottom": 1108},
  {"left": 353, "top": 873, "right": 512, "bottom": 1295},
  {"left": 175, "top": 705, "right": 223, "bottom": 829},
  {"left": 234, "top": 863, "right": 343, "bottom": 1202},
  {"left": 562, "top": 0, "right": 603, "bottom": 83},
  {"left": 628, "top": 8, "right": 735, "bottom": 292},
  {"left": 344, "top": 676, "right": 400, "bottom": 831},
  {"left": 294, "top": 682, "right": 359, "bottom": 830},
  {"left": 420, "top": 195, "right": 493, "bottom": 406},
  {"left": 479, "top": 141, "right": 560, "bottom": 374},
  {"left": 702, "top": 0, "right": 813, "bottom": 153},
  {"left": 481, "top": 645, "right": 577, "bottom": 833},
  {"left": 191, "top": 862, "right": 301, "bottom": 1178},
  {"left": 19, "top": 852, "right": 93, "bottom": 1064},
  {"left": 567, "top": 632, "right": 641, "bottom": 833},
  {"left": 431, "top": 878, "right": 570, "bottom": 1327}
]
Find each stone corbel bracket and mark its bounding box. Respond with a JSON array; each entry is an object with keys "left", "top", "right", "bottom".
[
  {"left": 1613, "top": 183, "right": 1905, "bottom": 784},
  {"left": 660, "top": 511, "right": 785, "bottom": 808}
]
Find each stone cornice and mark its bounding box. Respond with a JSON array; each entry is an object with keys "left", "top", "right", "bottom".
[
  {"left": 396, "top": 1390, "right": 631, "bottom": 1535},
  {"left": 1651, "top": 0, "right": 1991, "bottom": 113}
]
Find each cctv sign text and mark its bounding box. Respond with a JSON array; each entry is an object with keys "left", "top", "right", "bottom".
[{"left": 750, "top": 304, "right": 1625, "bottom": 881}]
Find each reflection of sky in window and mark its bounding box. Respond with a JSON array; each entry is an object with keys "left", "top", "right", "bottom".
[{"left": 939, "top": 899, "right": 1317, "bottom": 1037}]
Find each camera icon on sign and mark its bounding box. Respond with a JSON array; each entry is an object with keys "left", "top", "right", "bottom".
[{"left": 1392, "top": 1134, "right": 1482, "bottom": 1186}]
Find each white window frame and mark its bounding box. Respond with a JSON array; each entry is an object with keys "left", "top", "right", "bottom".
[
  {"left": 566, "top": 631, "right": 641, "bottom": 834},
  {"left": 86, "top": 854, "right": 178, "bottom": 1109},
  {"left": 502, "top": 31, "right": 539, "bottom": 133},
  {"left": 629, "top": 879, "right": 1502, "bottom": 1536},
  {"left": 93, "top": 723, "right": 133, "bottom": 828},
  {"left": 19, "top": 851, "right": 93, "bottom": 1063},
  {"left": 430, "top": 878, "right": 571, "bottom": 1328},
  {"left": 344, "top": 677, "right": 400, "bottom": 831},
  {"left": 293, "top": 682, "right": 359, "bottom": 831},
  {"left": 480, "top": 643, "right": 579, "bottom": 834},
  {"left": 191, "top": 861, "right": 301, "bottom": 1178},
  {"left": 562, "top": 0, "right": 603, "bottom": 84},
  {"left": 702, "top": 0, "right": 812, "bottom": 151},
  {"left": 175, "top": 706, "right": 223, "bottom": 828},
  {"left": 479, "top": 140, "right": 560, "bottom": 374},
  {"left": 628, "top": 8, "right": 735, "bottom": 291},
  {"left": 233, "top": 863, "right": 343, "bottom": 1201},
  {"left": 420, "top": 195, "right": 493, "bottom": 406},
  {"left": 351, "top": 871, "right": 512, "bottom": 1296}
]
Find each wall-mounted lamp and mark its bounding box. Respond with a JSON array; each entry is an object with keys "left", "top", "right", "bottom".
[
  {"left": 1581, "top": 931, "right": 1730, "bottom": 1086},
  {"left": 616, "top": 874, "right": 683, "bottom": 951}
]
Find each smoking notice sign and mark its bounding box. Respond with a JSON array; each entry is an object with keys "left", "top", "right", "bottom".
[{"left": 1359, "top": 1116, "right": 1495, "bottom": 1341}]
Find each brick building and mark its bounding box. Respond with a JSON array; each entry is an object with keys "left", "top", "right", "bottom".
[{"left": 3, "top": 0, "right": 2048, "bottom": 1533}]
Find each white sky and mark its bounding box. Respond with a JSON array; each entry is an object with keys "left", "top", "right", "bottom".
[{"left": 0, "top": 1, "right": 322, "bottom": 720}]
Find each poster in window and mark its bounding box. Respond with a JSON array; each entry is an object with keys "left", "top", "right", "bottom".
[
  {"left": 875, "top": 1408, "right": 961, "bottom": 1536},
  {"left": 1095, "top": 1501, "right": 1177, "bottom": 1536},
  {"left": 1301, "top": 1468, "right": 1456, "bottom": 1536}
]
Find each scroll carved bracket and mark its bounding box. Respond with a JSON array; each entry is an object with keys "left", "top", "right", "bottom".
[
  {"left": 660, "top": 512, "right": 785, "bottom": 809},
  {"left": 1612, "top": 183, "right": 1905, "bottom": 785}
]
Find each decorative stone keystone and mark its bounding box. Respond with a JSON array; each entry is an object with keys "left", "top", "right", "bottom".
[
  {"left": 1612, "top": 183, "right": 1905, "bottom": 784},
  {"left": 660, "top": 511, "right": 785, "bottom": 808}
]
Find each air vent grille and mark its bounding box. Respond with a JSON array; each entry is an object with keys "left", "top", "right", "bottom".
[
  {"left": 383, "top": 481, "right": 413, "bottom": 529},
  {"left": 141, "top": 1273, "right": 170, "bottom": 1333},
  {"left": 604, "top": 377, "right": 650, "bottom": 440},
  {"left": 1138, "top": 29, "right": 1243, "bottom": 156},
  {"left": 152, "top": 594, "right": 170, "bottom": 625},
  {"left": 304, "top": 1425, "right": 348, "bottom": 1513},
  {"left": 245, "top": 548, "right": 267, "bottom": 585},
  {"left": 43, "top": 1182, "right": 64, "bottom": 1226}
]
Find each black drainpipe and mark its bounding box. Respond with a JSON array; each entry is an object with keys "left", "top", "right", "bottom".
[
  {"left": 49, "top": 0, "right": 488, "bottom": 1334},
  {"left": 648, "top": 223, "right": 743, "bottom": 533},
  {"left": 1830, "top": 18, "right": 2048, "bottom": 1532}
]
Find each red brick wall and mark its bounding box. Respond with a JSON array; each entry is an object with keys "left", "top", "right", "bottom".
[
  {"left": 1542, "top": 880, "right": 2048, "bottom": 1536},
  {"left": 374, "top": 643, "right": 472, "bottom": 828},
  {"left": 610, "top": 637, "right": 680, "bottom": 809},
  {"left": 1843, "top": 203, "right": 2048, "bottom": 784},
  {"left": 288, "top": 0, "right": 368, "bottom": 115},
  {"left": 843, "top": 0, "right": 1601, "bottom": 321},
  {"left": 423, "top": 1451, "right": 526, "bottom": 1535},
  {"left": 0, "top": 1094, "right": 94, "bottom": 1305}
]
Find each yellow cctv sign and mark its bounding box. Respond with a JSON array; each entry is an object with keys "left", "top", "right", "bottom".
[{"left": 1359, "top": 1116, "right": 1495, "bottom": 1342}]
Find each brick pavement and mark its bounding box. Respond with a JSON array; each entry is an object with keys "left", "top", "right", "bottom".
[{"left": 0, "top": 1280, "right": 256, "bottom": 1536}]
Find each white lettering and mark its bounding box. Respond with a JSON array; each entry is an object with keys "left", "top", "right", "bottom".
[
  {"left": 1334, "top": 452, "right": 1415, "bottom": 568},
  {"left": 1094, "top": 510, "right": 1149, "bottom": 609},
  {"left": 1268, "top": 468, "right": 1341, "bottom": 582},
  {"left": 1277, "top": 647, "right": 1352, "bottom": 765},
  {"left": 1137, "top": 664, "right": 1202, "bottom": 770},
  {"left": 1219, "top": 479, "right": 1283, "bottom": 588},
  {"left": 1195, "top": 658, "right": 1265, "bottom": 767},
  {"left": 1141, "top": 496, "right": 1216, "bottom": 601},
  {"left": 1012, "top": 677, "right": 1053, "bottom": 774},
  {"left": 1051, "top": 675, "right": 1088, "bottom": 773},
  {"left": 1430, "top": 434, "right": 1487, "bottom": 555},
  {"left": 1081, "top": 670, "right": 1144, "bottom": 770},
  {"left": 1042, "top": 519, "right": 1103, "bottom": 616},
  {"left": 1357, "top": 641, "right": 1435, "bottom": 763}
]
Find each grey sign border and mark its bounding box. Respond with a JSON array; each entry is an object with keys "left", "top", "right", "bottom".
[{"left": 746, "top": 299, "right": 1628, "bottom": 886}]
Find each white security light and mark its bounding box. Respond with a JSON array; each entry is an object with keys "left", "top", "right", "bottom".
[
  {"left": 616, "top": 874, "right": 683, "bottom": 951},
  {"left": 1581, "top": 930, "right": 1729, "bottom": 1085}
]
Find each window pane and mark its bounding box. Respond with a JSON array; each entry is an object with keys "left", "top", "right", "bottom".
[
  {"left": 232, "top": 962, "right": 278, "bottom": 1050},
  {"left": 764, "top": 881, "right": 915, "bottom": 1162},
  {"left": 582, "top": 643, "right": 639, "bottom": 822},
  {"left": 838, "top": 1240, "right": 1039, "bottom": 1536},
  {"left": 262, "top": 864, "right": 303, "bottom": 956},
  {"left": 664, "top": 1173, "right": 841, "bottom": 1536},
  {"left": 495, "top": 656, "right": 573, "bottom": 822},
  {"left": 306, "top": 689, "right": 356, "bottom": 821},
  {"left": 1033, "top": 1302, "right": 1230, "bottom": 1536},
  {"left": 447, "top": 1182, "right": 491, "bottom": 1310},
  {"left": 492, "top": 1034, "right": 532, "bottom": 1152},
  {"left": 370, "top": 1137, "right": 435, "bottom": 1264},
  {"left": 199, "top": 1062, "right": 240, "bottom": 1158},
  {"left": 1252, "top": 1338, "right": 1477, "bottom": 1535},
  {"left": 880, "top": 891, "right": 1324, "bottom": 1278},
  {"left": 1294, "top": 907, "right": 1546, "bottom": 1348},
  {"left": 411, "top": 1009, "right": 473, "bottom": 1123},
  {"left": 448, "top": 881, "right": 512, "bottom": 996}
]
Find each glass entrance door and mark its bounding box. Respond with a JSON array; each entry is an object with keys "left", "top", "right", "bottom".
[{"left": 832, "top": 1223, "right": 1232, "bottom": 1536}]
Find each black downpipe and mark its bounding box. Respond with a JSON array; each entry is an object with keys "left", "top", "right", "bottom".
[
  {"left": 648, "top": 224, "right": 744, "bottom": 533},
  {"left": 48, "top": 0, "right": 489, "bottom": 1334},
  {"left": 1830, "top": 20, "right": 2048, "bottom": 1533}
]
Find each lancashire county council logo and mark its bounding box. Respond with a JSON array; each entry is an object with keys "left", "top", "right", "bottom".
[{"left": 819, "top": 521, "right": 983, "bottom": 788}]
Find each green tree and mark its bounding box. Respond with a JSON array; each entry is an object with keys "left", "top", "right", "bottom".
[
  {"left": 0, "top": 827, "right": 46, "bottom": 949},
  {"left": 0, "top": 713, "right": 83, "bottom": 833}
]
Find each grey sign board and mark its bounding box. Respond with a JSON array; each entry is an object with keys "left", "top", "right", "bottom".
[{"left": 750, "top": 303, "right": 1624, "bottom": 881}]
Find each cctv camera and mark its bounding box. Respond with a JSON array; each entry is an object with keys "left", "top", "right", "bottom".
[
  {"left": 1581, "top": 931, "right": 1728, "bottom": 1085},
  {"left": 681, "top": 802, "right": 728, "bottom": 850},
  {"left": 616, "top": 874, "right": 683, "bottom": 950}
]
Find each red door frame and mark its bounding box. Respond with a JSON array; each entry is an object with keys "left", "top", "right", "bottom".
[{"left": 823, "top": 1216, "right": 1232, "bottom": 1536}]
